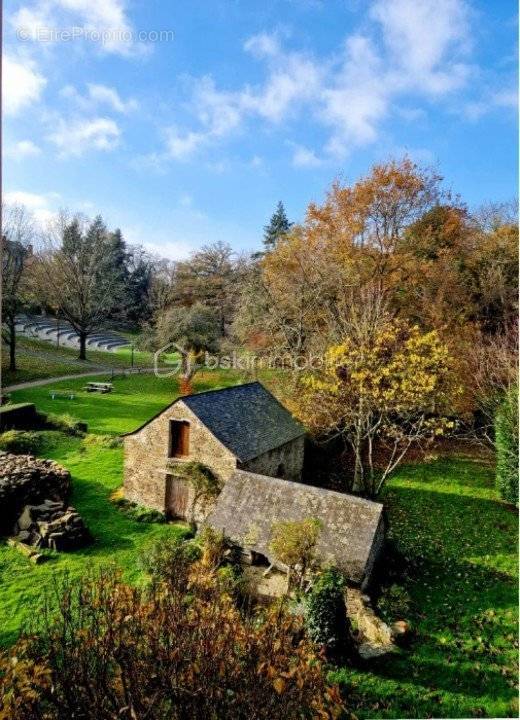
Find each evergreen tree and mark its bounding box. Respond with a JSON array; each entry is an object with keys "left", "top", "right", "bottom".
[{"left": 263, "top": 201, "right": 292, "bottom": 250}]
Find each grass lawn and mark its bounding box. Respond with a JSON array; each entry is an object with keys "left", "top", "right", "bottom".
[
  {"left": 0, "top": 370, "right": 245, "bottom": 647},
  {"left": 331, "top": 454, "right": 518, "bottom": 719},
  {"left": 1, "top": 371, "right": 517, "bottom": 718},
  {"left": 2, "top": 336, "right": 165, "bottom": 385}
]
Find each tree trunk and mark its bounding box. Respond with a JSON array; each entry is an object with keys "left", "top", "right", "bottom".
[
  {"left": 8, "top": 317, "right": 16, "bottom": 372},
  {"left": 78, "top": 331, "right": 87, "bottom": 360}
]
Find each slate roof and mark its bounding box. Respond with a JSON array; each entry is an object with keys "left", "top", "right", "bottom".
[
  {"left": 124, "top": 382, "right": 305, "bottom": 463},
  {"left": 205, "top": 470, "right": 385, "bottom": 586},
  {"left": 180, "top": 382, "right": 305, "bottom": 462}
]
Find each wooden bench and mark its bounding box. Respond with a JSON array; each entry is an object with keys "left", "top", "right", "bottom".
[
  {"left": 83, "top": 382, "right": 113, "bottom": 394},
  {"left": 49, "top": 390, "right": 75, "bottom": 400}
]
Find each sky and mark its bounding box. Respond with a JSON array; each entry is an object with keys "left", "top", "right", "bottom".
[{"left": 3, "top": 0, "right": 518, "bottom": 259}]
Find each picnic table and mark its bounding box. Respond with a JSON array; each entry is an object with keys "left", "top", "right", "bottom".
[
  {"left": 49, "top": 390, "right": 75, "bottom": 400},
  {"left": 83, "top": 382, "right": 113, "bottom": 394}
]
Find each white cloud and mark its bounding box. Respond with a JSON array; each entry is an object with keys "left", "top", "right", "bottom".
[
  {"left": 3, "top": 56, "right": 46, "bottom": 116},
  {"left": 465, "top": 87, "right": 518, "bottom": 120},
  {"left": 11, "top": 0, "right": 145, "bottom": 56},
  {"left": 3, "top": 190, "right": 57, "bottom": 226},
  {"left": 370, "top": 0, "right": 471, "bottom": 94},
  {"left": 153, "top": 0, "right": 485, "bottom": 163},
  {"left": 321, "top": 35, "right": 389, "bottom": 157},
  {"left": 61, "top": 83, "right": 138, "bottom": 113},
  {"left": 291, "top": 143, "right": 322, "bottom": 168},
  {"left": 48, "top": 117, "right": 121, "bottom": 156},
  {"left": 5, "top": 140, "right": 42, "bottom": 158},
  {"left": 87, "top": 83, "right": 138, "bottom": 112}
]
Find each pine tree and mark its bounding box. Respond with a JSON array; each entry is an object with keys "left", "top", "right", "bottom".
[{"left": 263, "top": 201, "right": 292, "bottom": 250}]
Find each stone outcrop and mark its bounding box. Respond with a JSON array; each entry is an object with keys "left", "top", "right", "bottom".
[
  {"left": 0, "top": 451, "right": 71, "bottom": 533},
  {"left": 346, "top": 587, "right": 396, "bottom": 659},
  {"left": 13, "top": 500, "right": 91, "bottom": 551}
]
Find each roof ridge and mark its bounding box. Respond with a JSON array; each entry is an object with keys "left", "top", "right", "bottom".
[
  {"left": 232, "top": 469, "right": 384, "bottom": 511},
  {"left": 182, "top": 380, "right": 261, "bottom": 402}
]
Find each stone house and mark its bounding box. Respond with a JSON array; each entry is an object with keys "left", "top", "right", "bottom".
[
  {"left": 123, "top": 382, "right": 305, "bottom": 519},
  {"left": 205, "top": 470, "right": 385, "bottom": 589}
]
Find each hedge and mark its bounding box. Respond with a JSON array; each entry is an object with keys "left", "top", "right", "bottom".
[
  {"left": 495, "top": 385, "right": 518, "bottom": 504},
  {"left": 0, "top": 403, "right": 39, "bottom": 431}
]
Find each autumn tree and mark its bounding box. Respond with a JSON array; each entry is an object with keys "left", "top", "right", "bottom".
[
  {"left": 269, "top": 518, "right": 322, "bottom": 589},
  {"left": 155, "top": 302, "right": 220, "bottom": 392},
  {"left": 297, "top": 316, "right": 459, "bottom": 497},
  {"left": 171, "top": 242, "right": 244, "bottom": 337},
  {"left": 1, "top": 203, "right": 35, "bottom": 372}
]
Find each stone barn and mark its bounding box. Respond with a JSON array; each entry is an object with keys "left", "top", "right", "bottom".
[
  {"left": 123, "top": 382, "right": 305, "bottom": 519},
  {"left": 205, "top": 470, "right": 385, "bottom": 589}
]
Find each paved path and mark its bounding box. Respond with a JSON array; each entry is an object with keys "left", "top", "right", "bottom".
[{"left": 3, "top": 368, "right": 156, "bottom": 393}]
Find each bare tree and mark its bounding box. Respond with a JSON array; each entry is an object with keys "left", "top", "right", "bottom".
[
  {"left": 1, "top": 203, "right": 36, "bottom": 372},
  {"left": 33, "top": 212, "right": 124, "bottom": 360}
]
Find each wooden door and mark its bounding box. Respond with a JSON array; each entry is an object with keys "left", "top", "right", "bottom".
[{"left": 165, "top": 475, "right": 190, "bottom": 519}]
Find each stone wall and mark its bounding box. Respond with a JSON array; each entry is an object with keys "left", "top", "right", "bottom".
[
  {"left": 0, "top": 452, "right": 71, "bottom": 534},
  {"left": 124, "top": 400, "right": 237, "bottom": 513},
  {"left": 124, "top": 399, "right": 305, "bottom": 518},
  {"left": 240, "top": 435, "right": 305, "bottom": 482},
  {"left": 362, "top": 515, "right": 386, "bottom": 590}
]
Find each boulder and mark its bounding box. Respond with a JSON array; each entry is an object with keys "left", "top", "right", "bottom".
[{"left": 13, "top": 501, "right": 91, "bottom": 552}]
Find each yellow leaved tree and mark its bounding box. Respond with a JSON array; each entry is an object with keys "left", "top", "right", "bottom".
[{"left": 298, "top": 318, "right": 460, "bottom": 497}]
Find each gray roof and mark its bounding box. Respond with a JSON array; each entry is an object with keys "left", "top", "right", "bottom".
[
  {"left": 205, "top": 470, "right": 385, "bottom": 586},
  {"left": 179, "top": 382, "right": 304, "bottom": 463}
]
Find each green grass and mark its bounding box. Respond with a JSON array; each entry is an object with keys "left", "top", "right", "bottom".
[
  {"left": 1, "top": 371, "right": 517, "bottom": 717},
  {"left": 0, "top": 369, "right": 246, "bottom": 647},
  {"left": 2, "top": 336, "right": 162, "bottom": 385},
  {"left": 9, "top": 370, "right": 244, "bottom": 435},
  {"left": 0, "top": 434, "right": 191, "bottom": 647},
  {"left": 331, "top": 455, "right": 519, "bottom": 719}
]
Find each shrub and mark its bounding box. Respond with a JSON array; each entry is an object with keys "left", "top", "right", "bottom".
[
  {"left": 377, "top": 583, "right": 412, "bottom": 623},
  {"left": 269, "top": 518, "right": 322, "bottom": 589},
  {"left": 305, "top": 568, "right": 350, "bottom": 659},
  {"left": 0, "top": 568, "right": 344, "bottom": 719},
  {"left": 112, "top": 496, "right": 166, "bottom": 524},
  {"left": 83, "top": 433, "right": 122, "bottom": 449},
  {"left": 138, "top": 535, "right": 200, "bottom": 587},
  {"left": 495, "top": 385, "right": 519, "bottom": 504},
  {"left": 0, "top": 430, "right": 43, "bottom": 455},
  {"left": 0, "top": 402, "right": 39, "bottom": 430},
  {"left": 45, "top": 413, "right": 87, "bottom": 436}
]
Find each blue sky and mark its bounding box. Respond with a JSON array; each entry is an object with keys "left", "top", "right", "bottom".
[{"left": 3, "top": 0, "right": 518, "bottom": 259}]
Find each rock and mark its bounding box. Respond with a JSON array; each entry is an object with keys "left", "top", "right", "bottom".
[
  {"left": 11, "top": 501, "right": 92, "bottom": 552},
  {"left": 345, "top": 587, "right": 397, "bottom": 659},
  {"left": 0, "top": 452, "right": 71, "bottom": 534},
  {"left": 358, "top": 642, "right": 395, "bottom": 660}
]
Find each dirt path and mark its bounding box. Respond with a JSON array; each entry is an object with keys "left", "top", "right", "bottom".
[{"left": 3, "top": 368, "right": 156, "bottom": 393}]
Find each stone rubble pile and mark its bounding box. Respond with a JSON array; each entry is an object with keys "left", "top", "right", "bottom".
[
  {"left": 0, "top": 451, "right": 91, "bottom": 551},
  {"left": 13, "top": 500, "right": 91, "bottom": 551}
]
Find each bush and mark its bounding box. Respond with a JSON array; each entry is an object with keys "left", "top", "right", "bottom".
[
  {"left": 83, "top": 434, "right": 122, "bottom": 449},
  {"left": 112, "top": 497, "right": 166, "bottom": 524},
  {"left": 0, "top": 569, "right": 344, "bottom": 719},
  {"left": 45, "top": 413, "right": 87, "bottom": 436},
  {"left": 305, "top": 568, "right": 350, "bottom": 659},
  {"left": 0, "top": 430, "right": 44, "bottom": 455},
  {"left": 0, "top": 402, "right": 39, "bottom": 430},
  {"left": 495, "top": 385, "right": 518, "bottom": 504},
  {"left": 377, "top": 583, "right": 412, "bottom": 623},
  {"left": 138, "top": 535, "right": 200, "bottom": 587}
]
